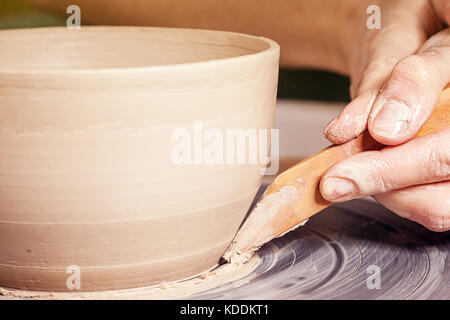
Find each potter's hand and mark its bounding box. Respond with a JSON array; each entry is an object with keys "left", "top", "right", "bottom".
[
  {"left": 320, "top": 129, "right": 450, "bottom": 231},
  {"left": 325, "top": 0, "right": 450, "bottom": 145},
  {"left": 321, "top": 0, "right": 450, "bottom": 231}
]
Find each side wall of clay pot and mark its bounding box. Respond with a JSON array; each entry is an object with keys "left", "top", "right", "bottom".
[{"left": 0, "top": 27, "right": 279, "bottom": 291}]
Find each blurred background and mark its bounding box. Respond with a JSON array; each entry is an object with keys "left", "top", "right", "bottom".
[{"left": 0, "top": 0, "right": 351, "bottom": 102}]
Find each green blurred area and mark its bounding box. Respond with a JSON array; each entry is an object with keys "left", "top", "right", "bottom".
[
  {"left": 0, "top": 0, "right": 350, "bottom": 102},
  {"left": 0, "top": 0, "right": 65, "bottom": 29},
  {"left": 278, "top": 69, "right": 350, "bottom": 101}
]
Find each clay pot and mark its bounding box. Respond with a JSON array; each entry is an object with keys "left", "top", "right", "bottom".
[{"left": 0, "top": 27, "right": 279, "bottom": 291}]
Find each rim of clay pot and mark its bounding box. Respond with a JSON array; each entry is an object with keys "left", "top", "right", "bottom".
[{"left": 0, "top": 26, "right": 279, "bottom": 75}]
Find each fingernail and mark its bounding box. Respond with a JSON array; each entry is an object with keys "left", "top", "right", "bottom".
[
  {"left": 323, "top": 117, "right": 337, "bottom": 136},
  {"left": 322, "top": 177, "right": 356, "bottom": 201},
  {"left": 371, "top": 100, "right": 411, "bottom": 138}
]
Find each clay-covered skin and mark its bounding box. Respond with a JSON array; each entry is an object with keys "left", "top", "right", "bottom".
[
  {"left": 320, "top": 128, "right": 450, "bottom": 231},
  {"left": 0, "top": 27, "right": 279, "bottom": 291}
]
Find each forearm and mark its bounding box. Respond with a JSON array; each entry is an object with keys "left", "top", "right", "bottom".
[{"left": 31, "top": 0, "right": 360, "bottom": 74}]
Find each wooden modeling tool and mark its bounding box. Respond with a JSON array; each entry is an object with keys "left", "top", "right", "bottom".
[{"left": 222, "top": 86, "right": 450, "bottom": 264}]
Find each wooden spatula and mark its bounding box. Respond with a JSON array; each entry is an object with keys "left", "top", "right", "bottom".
[{"left": 221, "top": 86, "right": 450, "bottom": 264}]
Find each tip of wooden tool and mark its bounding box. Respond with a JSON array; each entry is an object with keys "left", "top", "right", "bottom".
[
  {"left": 221, "top": 242, "right": 257, "bottom": 264},
  {"left": 220, "top": 184, "right": 307, "bottom": 264}
]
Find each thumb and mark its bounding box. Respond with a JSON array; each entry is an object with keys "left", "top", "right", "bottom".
[{"left": 320, "top": 129, "right": 450, "bottom": 202}]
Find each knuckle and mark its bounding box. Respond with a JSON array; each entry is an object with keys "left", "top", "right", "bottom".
[
  {"left": 421, "top": 29, "right": 450, "bottom": 49},
  {"left": 391, "top": 55, "right": 438, "bottom": 84},
  {"left": 361, "top": 149, "right": 397, "bottom": 193},
  {"left": 366, "top": 56, "right": 397, "bottom": 74},
  {"left": 356, "top": 56, "right": 397, "bottom": 95},
  {"left": 420, "top": 45, "right": 450, "bottom": 80},
  {"left": 421, "top": 45, "right": 450, "bottom": 61},
  {"left": 361, "top": 56, "right": 396, "bottom": 84},
  {"left": 416, "top": 202, "right": 450, "bottom": 232},
  {"left": 425, "top": 133, "right": 450, "bottom": 181},
  {"left": 346, "top": 151, "right": 390, "bottom": 194},
  {"left": 374, "top": 158, "right": 392, "bottom": 192}
]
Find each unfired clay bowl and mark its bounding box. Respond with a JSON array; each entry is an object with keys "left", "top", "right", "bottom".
[{"left": 0, "top": 27, "right": 279, "bottom": 291}]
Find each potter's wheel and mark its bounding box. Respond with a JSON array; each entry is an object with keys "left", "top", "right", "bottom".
[
  {"left": 189, "top": 186, "right": 450, "bottom": 300},
  {"left": 1, "top": 185, "right": 448, "bottom": 300}
]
